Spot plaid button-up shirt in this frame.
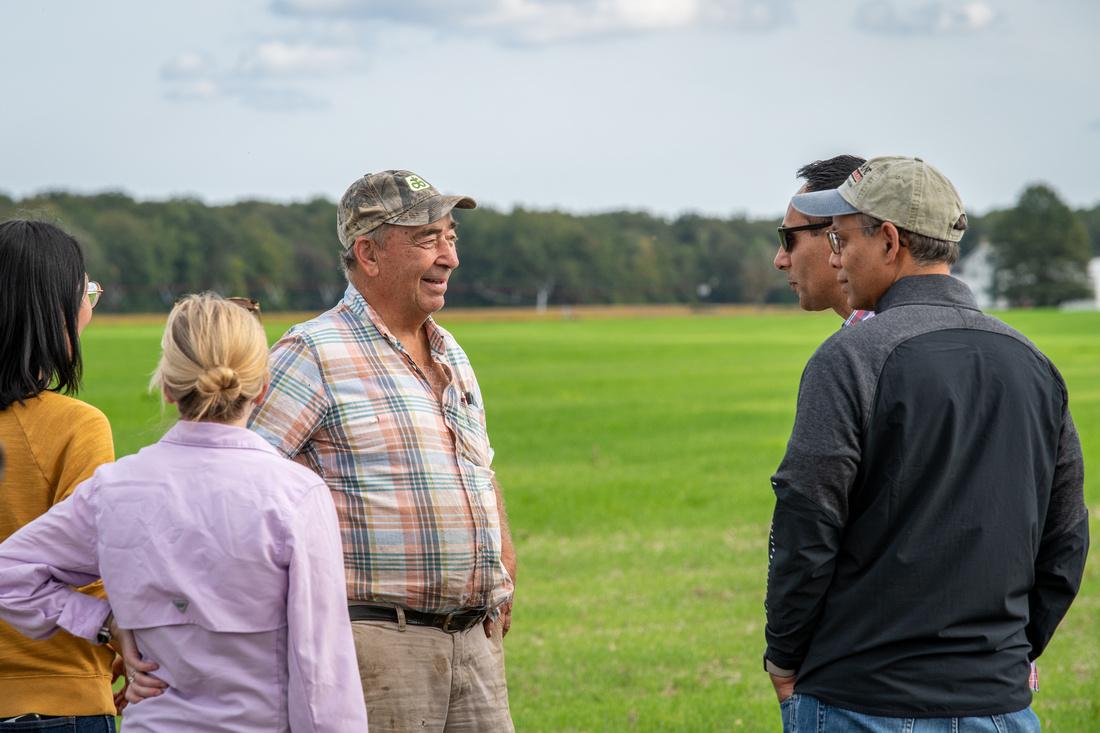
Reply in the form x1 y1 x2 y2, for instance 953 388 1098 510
249 286 512 614
842 309 875 327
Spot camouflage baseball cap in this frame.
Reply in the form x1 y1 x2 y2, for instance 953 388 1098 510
337 170 476 249
791 156 968 242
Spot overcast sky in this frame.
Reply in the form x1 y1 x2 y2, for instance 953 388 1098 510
2 0 1098 218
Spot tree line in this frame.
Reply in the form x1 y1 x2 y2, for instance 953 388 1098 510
1 185 1096 313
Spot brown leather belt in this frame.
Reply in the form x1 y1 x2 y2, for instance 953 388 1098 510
349 604 487 633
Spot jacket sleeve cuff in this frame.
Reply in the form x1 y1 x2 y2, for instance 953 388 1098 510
57 592 112 642
764 655 798 677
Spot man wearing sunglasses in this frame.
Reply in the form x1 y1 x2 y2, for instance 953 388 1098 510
774 155 872 327
763 157 1087 732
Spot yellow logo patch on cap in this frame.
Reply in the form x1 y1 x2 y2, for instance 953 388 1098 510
405 175 431 192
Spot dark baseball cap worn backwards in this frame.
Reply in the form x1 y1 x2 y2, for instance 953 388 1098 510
791 156 968 242
337 170 476 250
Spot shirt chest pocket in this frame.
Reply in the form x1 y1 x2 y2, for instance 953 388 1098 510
452 403 492 468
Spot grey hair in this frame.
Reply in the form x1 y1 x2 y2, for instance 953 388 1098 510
341 223 391 281
858 214 959 267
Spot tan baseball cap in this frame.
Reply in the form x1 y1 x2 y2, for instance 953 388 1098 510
337 170 476 250
791 156 968 242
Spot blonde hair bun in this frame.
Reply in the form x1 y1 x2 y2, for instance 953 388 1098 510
196 365 243 401
151 293 268 423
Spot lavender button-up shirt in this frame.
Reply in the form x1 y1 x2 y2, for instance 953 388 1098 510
0 421 368 731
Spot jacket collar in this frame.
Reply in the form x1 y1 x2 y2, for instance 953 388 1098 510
876 275 980 314
162 420 278 453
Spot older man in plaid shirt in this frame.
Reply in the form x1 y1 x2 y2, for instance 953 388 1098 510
250 170 516 732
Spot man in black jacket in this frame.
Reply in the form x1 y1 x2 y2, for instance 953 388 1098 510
764 156 1088 731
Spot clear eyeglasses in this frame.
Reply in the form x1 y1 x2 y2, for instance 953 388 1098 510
86 281 104 308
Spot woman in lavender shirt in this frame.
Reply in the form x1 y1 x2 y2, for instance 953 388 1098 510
0 294 369 731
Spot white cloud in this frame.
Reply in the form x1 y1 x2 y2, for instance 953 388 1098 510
161 43 354 111
161 52 215 81
272 0 359 13
612 0 705 30
855 0 999 35
270 0 793 44
161 53 223 100
237 86 328 111
164 78 222 101
164 0 787 109
957 2 996 31
271 0 490 24
236 41 362 77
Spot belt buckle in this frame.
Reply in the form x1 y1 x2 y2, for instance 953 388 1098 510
441 610 483 633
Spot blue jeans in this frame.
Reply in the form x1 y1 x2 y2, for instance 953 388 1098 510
781 694 1041 733
0 717 115 732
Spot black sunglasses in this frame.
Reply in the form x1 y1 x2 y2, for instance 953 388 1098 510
777 221 831 252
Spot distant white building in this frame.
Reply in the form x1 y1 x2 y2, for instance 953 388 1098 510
1090 258 1100 308
1055 255 1100 311
954 241 1099 311
953 239 1006 310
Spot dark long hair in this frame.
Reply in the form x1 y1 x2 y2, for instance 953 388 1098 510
0 220 87 410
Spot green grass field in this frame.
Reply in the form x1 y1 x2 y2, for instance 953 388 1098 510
80 309 1100 732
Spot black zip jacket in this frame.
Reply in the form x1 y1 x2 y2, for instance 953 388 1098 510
765 275 1088 717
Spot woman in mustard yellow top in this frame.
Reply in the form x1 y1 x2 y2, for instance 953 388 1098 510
0 220 121 731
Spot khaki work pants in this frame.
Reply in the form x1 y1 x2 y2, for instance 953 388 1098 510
351 616 515 733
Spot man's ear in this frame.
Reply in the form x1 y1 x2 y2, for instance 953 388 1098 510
254 380 270 406
353 235 382 277
881 222 903 264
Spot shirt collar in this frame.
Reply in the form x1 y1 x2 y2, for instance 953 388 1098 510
162 420 279 453
875 275 980 314
340 284 449 359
